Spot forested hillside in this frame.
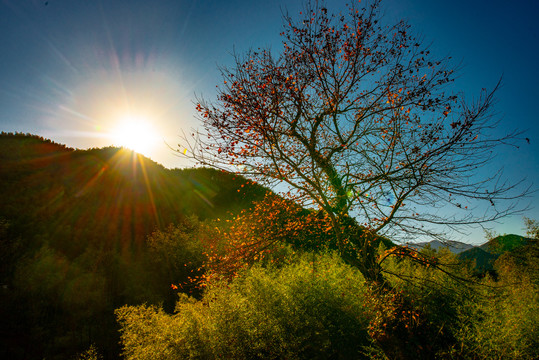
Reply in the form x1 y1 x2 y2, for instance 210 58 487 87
0 133 268 359
1 133 537 360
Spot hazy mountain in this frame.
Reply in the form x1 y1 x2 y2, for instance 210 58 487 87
407 239 475 254
456 234 532 273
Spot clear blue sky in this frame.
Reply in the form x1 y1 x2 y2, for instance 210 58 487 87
1 0 537 240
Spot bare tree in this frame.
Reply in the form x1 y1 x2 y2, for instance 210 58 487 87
180 0 528 283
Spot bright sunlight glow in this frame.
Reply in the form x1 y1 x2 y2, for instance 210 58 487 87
110 115 159 157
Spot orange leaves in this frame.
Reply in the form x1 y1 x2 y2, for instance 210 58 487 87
186 0 515 262
195 192 338 286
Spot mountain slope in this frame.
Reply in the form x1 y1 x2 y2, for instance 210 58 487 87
457 247 499 273
479 234 532 254
0 132 271 359
456 234 532 273
405 233 532 274
0 132 268 256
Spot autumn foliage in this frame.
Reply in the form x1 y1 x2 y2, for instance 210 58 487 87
191 193 333 284
184 0 527 284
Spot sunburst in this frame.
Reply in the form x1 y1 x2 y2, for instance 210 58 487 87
110 115 159 156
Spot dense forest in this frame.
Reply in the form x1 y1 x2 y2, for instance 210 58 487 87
0 132 269 359
0 133 537 359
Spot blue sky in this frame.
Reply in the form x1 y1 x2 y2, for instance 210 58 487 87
0 0 537 240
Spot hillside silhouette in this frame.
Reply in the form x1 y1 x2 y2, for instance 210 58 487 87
0 132 268 252
0 132 269 359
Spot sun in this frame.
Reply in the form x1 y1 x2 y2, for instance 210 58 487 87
110 115 159 156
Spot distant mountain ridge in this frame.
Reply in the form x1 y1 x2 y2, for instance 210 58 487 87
408 234 532 273
407 239 475 254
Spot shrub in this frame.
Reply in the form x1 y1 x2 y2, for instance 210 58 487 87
457 245 539 359
116 252 377 359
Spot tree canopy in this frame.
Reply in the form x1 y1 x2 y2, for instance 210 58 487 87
182 0 528 282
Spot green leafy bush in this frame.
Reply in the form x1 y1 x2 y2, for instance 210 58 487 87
382 245 539 359
117 235 539 359
116 252 377 359
457 243 539 359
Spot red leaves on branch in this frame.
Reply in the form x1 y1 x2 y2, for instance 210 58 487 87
193 193 336 286
184 0 527 283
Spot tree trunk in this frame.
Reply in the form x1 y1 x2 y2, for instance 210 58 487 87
334 215 387 286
